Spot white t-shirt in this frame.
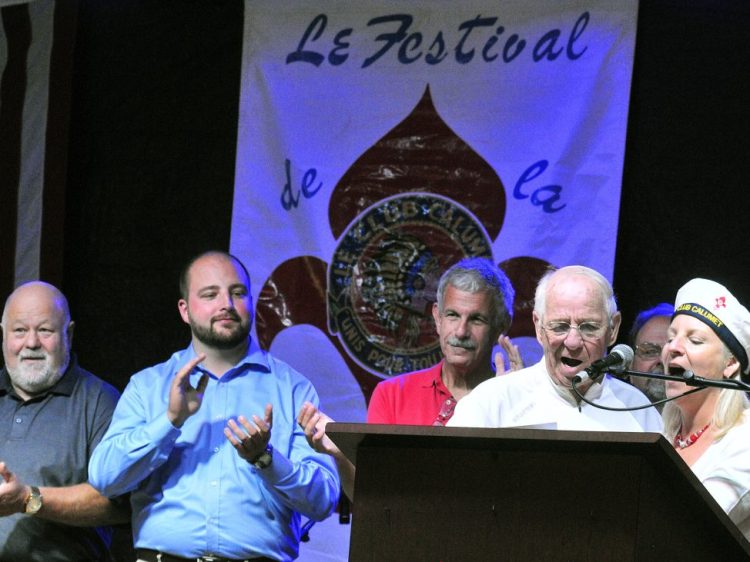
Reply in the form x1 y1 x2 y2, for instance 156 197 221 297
447 359 663 432
692 413 750 540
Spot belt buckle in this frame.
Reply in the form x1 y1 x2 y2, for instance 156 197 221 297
199 557 221 562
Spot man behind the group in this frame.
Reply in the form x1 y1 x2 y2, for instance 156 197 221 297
299 257 518 499
88 251 340 562
0 281 125 561
448 265 663 431
626 302 673 411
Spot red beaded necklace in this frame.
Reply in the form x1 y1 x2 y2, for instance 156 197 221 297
674 423 711 449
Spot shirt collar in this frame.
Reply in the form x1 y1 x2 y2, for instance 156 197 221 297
238 336 271 372
419 360 446 389
189 337 271 379
0 370 13 395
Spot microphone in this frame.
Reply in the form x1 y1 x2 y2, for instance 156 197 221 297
573 344 634 385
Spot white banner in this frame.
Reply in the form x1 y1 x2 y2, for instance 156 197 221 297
233 0 637 410
232 1 638 556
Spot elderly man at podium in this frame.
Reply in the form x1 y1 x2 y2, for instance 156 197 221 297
448 265 662 432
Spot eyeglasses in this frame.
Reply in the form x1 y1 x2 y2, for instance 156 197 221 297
635 342 663 360
542 321 606 341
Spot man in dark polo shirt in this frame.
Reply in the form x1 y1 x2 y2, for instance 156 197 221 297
0 281 127 561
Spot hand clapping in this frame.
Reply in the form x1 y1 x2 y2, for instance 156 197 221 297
167 354 208 428
224 404 273 463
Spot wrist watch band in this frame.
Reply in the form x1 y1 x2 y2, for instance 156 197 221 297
252 443 274 470
24 486 42 515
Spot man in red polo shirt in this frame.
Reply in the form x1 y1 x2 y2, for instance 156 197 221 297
299 257 517 499
366 258 516 426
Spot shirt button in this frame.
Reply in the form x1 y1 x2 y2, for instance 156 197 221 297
213 447 220 453
15 418 22 424
211 481 218 487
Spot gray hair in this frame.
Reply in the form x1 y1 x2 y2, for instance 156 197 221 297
436 258 515 333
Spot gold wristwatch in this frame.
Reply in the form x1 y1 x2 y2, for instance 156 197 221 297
24 486 42 515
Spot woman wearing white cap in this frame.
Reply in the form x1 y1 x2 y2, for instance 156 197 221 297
662 278 750 539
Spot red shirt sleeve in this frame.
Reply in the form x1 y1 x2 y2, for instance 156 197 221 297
366 380 393 424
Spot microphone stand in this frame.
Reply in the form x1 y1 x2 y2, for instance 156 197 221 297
623 369 750 392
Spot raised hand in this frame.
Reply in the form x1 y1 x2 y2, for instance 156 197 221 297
495 335 524 376
297 402 340 457
167 354 208 428
225 404 273 463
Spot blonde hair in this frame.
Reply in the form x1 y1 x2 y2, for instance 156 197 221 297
663 389 747 441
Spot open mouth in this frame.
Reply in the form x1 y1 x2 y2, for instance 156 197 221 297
561 357 583 368
668 365 686 377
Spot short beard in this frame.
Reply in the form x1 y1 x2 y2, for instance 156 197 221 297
7 351 69 397
189 313 250 350
636 364 667 404
640 378 667 404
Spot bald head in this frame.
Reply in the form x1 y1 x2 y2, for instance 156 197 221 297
1 281 74 400
2 282 70 326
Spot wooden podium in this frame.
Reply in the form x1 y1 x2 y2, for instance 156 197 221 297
327 423 750 561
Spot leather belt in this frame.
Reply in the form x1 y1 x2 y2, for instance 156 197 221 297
136 548 276 562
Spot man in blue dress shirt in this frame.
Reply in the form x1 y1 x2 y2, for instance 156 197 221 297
88 251 340 562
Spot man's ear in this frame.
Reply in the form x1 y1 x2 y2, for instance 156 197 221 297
607 312 622 345
532 310 544 345
178 299 189 324
66 321 76 348
432 303 441 333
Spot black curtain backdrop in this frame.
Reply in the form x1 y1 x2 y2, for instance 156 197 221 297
64 0 750 393
65 0 242 387
616 0 750 331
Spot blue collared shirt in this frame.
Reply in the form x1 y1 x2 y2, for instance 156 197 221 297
88 340 340 561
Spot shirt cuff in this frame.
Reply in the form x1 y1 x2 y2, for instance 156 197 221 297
253 446 292 483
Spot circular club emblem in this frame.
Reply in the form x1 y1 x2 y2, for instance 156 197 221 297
328 193 493 377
